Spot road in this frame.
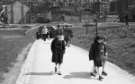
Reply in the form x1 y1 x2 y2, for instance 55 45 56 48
16 39 135 84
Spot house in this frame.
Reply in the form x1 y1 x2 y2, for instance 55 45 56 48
7 1 29 24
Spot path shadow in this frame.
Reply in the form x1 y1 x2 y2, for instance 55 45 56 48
25 72 53 76
63 72 90 79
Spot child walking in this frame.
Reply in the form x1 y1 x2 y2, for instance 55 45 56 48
89 36 108 81
51 29 66 75
42 26 49 41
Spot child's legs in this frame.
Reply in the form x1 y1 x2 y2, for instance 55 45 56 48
101 60 108 76
99 67 103 76
90 60 95 72
94 60 103 76
96 66 103 76
58 63 61 69
102 60 106 72
54 62 62 73
54 63 58 72
57 63 62 72
56 63 62 75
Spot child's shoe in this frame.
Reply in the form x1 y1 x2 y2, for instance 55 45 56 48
55 67 57 73
90 72 96 77
57 71 62 75
98 76 104 81
102 71 108 76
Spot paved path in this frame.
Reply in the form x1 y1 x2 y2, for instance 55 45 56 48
16 39 135 84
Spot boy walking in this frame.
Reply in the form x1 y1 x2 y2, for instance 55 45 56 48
89 36 108 80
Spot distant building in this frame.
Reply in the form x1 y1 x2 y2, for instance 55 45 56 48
7 1 29 24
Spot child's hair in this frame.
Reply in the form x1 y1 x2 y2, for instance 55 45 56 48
57 24 60 29
56 29 63 35
94 35 105 43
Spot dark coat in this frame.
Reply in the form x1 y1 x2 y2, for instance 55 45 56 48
51 38 66 64
89 42 107 67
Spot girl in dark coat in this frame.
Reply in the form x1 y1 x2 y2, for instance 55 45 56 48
51 30 66 75
89 36 108 80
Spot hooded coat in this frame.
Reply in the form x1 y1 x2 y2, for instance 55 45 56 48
89 36 107 67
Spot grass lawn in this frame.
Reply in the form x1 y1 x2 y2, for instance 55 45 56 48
71 25 135 76
0 29 35 82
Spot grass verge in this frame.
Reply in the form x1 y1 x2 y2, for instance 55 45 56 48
0 29 35 83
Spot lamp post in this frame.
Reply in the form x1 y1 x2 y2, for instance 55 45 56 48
95 0 100 36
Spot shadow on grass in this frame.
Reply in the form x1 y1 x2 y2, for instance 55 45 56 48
63 72 90 79
25 72 53 76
